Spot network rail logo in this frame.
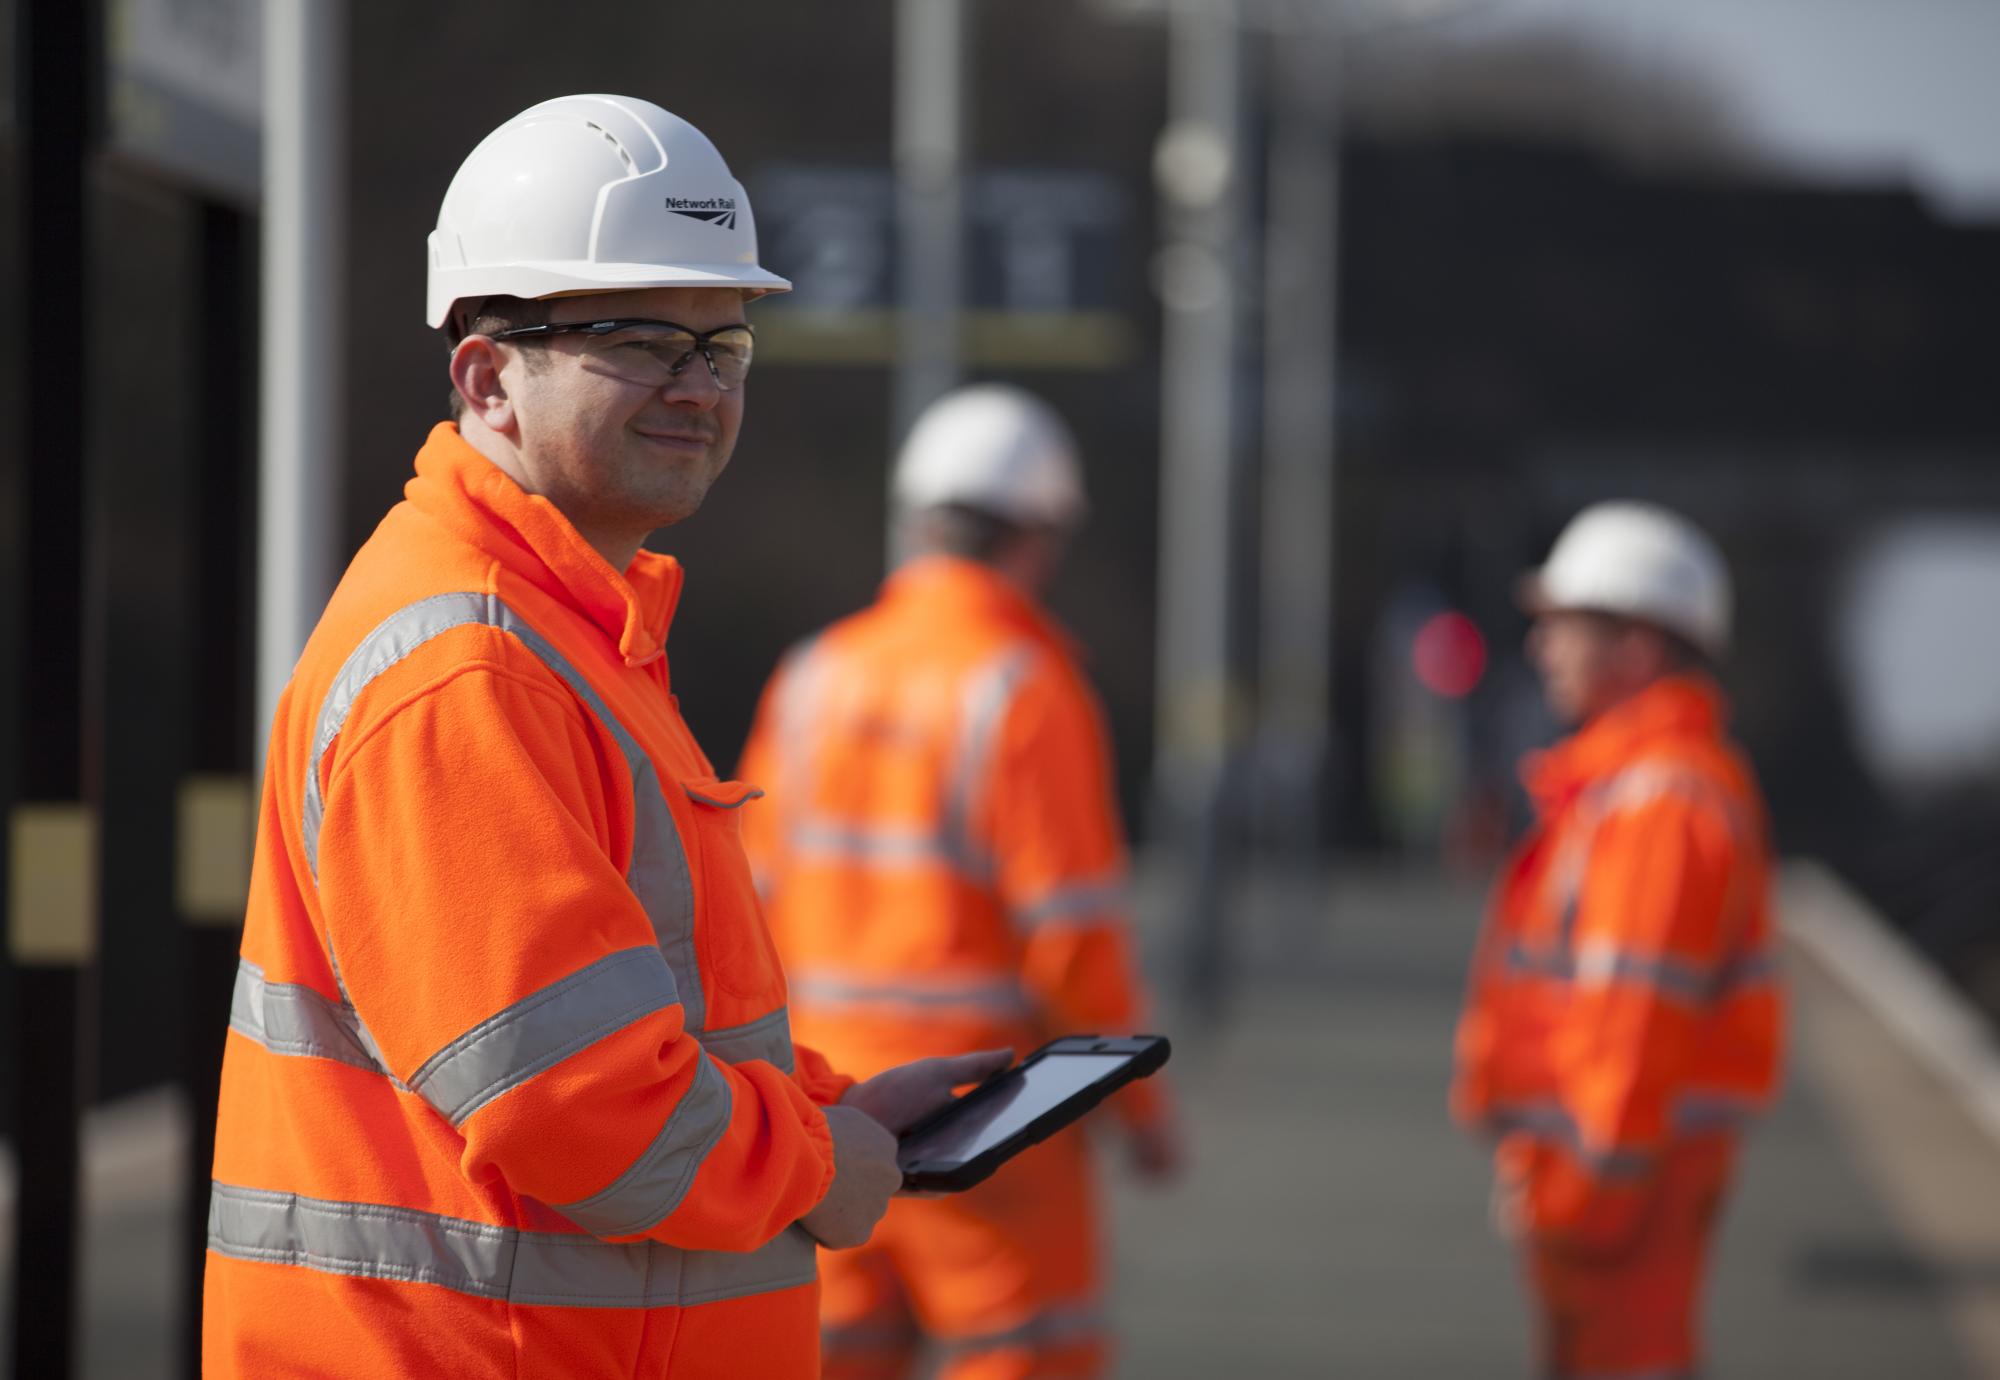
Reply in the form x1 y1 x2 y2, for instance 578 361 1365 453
665 195 739 230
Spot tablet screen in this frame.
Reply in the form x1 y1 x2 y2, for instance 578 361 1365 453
898 1053 1130 1167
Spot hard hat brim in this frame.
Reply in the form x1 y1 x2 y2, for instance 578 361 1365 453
428 260 792 330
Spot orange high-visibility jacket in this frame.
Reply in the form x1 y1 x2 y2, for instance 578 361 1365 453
205 424 853 1379
1453 675 1784 1252
738 556 1165 1131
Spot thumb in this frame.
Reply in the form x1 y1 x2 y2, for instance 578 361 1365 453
936 1048 1014 1088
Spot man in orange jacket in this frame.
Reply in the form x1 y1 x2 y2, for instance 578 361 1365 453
203 96 1005 1379
739 385 1182 1379
1453 502 1785 1380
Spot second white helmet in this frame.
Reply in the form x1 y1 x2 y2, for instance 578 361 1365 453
892 385 1087 529
427 94 789 330
1521 501 1732 658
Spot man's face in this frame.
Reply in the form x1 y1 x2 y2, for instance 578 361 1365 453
1527 610 1641 725
499 286 748 550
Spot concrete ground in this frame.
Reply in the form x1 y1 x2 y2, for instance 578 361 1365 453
3 865 1997 1378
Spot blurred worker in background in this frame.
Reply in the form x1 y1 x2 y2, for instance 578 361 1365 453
739 385 1183 1379
204 95 1003 1379
1453 501 1786 1380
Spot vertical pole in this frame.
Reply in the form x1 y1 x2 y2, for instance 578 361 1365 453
890 0 966 549
1256 15 1341 852
8 1 101 1373
174 201 258 1378
258 0 345 763
1153 0 1245 1018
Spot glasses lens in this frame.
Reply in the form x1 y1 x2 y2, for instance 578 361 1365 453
703 328 755 390
583 324 700 387
583 323 754 391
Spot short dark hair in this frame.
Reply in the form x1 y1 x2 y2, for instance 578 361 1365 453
445 295 551 420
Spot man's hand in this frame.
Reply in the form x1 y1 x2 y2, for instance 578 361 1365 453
799 1105 902 1250
839 1048 1015 1135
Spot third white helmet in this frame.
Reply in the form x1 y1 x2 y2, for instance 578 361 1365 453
1521 501 1732 658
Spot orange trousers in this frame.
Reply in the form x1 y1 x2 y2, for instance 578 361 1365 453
1521 1139 1736 1379
821 1128 1104 1380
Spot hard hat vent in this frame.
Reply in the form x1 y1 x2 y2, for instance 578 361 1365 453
583 121 635 172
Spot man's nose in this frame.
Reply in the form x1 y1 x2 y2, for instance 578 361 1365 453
660 356 723 409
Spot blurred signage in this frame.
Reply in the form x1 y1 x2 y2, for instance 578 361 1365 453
750 165 1136 369
107 0 263 204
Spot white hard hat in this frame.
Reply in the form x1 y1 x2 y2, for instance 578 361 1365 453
426 94 789 330
1521 501 1732 657
892 385 1087 529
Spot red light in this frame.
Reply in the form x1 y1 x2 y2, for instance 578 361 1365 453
1412 611 1487 699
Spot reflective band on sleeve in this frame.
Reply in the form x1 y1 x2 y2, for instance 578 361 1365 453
301 592 706 1032
787 970 1034 1019
207 1181 817 1309
408 947 679 1126
699 1006 796 1072
228 959 401 1084
1504 941 1777 1008
1486 1099 1656 1180
553 1054 734 1237
1012 872 1130 932
940 1302 1104 1357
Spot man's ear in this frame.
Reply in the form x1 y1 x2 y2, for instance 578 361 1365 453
449 335 515 432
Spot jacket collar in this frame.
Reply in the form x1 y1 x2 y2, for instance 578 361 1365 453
1522 674 1726 809
404 423 681 668
880 555 1074 653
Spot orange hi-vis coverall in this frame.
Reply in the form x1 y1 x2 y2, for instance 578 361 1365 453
1453 675 1785 1380
204 423 855 1379
738 555 1168 1380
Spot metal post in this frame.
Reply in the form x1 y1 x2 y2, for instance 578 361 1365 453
1255 14 1342 851
890 0 967 525
1153 0 1245 1018
8 1 101 1372
257 0 345 759
174 200 259 1378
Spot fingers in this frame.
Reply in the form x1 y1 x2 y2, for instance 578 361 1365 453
934 1047 1014 1088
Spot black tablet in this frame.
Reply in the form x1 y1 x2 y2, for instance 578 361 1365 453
897 1035 1171 1193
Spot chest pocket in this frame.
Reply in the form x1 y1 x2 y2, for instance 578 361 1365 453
684 777 786 1002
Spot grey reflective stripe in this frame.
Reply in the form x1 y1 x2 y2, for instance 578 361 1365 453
554 1054 734 1237
408 947 678 1126
208 1181 816 1309
1012 873 1129 932
1486 1100 1656 1180
299 592 705 1032
788 971 1034 1018
229 959 400 1083
941 645 1033 874
700 1007 796 1072
942 1302 1104 1356
1673 1090 1762 1135
1504 941 1776 1007
787 819 966 869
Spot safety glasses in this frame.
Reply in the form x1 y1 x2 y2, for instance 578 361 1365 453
488 317 756 392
